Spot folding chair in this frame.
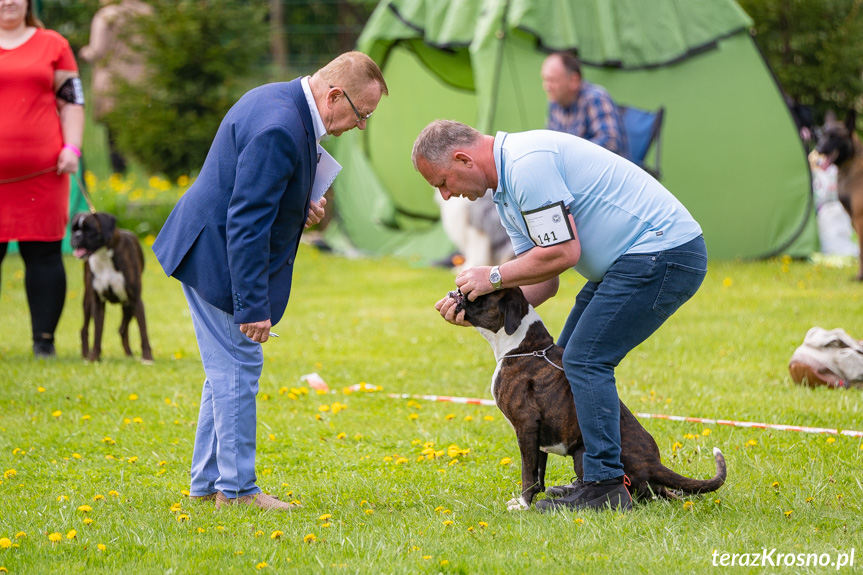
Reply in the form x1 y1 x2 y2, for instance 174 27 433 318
618 105 665 180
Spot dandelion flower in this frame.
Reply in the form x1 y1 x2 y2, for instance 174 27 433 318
97 543 106 551
177 514 189 522
93 494 104 501
14 533 25 539
127 457 138 464
722 277 733 287
109 490 119 497
784 510 793 517
254 531 263 537
483 415 494 421
37 386 45 393
499 457 512 465
445 414 455 420
464 415 473 422
319 513 332 521
78 505 92 513
826 437 836 444
423 556 431 560
574 518 584 525
442 520 454 526
771 481 780 489
3 470 16 480
0 539 10 549
365 509 374 515
440 560 450 566
52 410 62 418
683 501 693 510
303 533 316 543
336 432 346 440
72 453 81 459
66 530 77 539
128 394 138 401
102 437 115 445
83 518 93 525
383 456 393 462
409 413 419 420
683 433 695 440
48 532 62 542
270 530 284 539
746 439 757 447
702 428 711 436
318 405 329 412
256 562 268 570
478 522 488 528
82 415 91 421
395 458 409 465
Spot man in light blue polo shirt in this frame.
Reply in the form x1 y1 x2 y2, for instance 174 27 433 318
413 120 707 512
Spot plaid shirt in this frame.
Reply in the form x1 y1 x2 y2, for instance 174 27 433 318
546 81 629 159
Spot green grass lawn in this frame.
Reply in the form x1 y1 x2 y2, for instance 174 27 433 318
0 248 861 574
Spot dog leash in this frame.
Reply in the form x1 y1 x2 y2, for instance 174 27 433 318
499 344 565 372
0 166 97 214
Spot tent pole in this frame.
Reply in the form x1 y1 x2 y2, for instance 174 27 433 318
485 0 510 132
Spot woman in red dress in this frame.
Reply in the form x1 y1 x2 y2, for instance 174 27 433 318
0 0 84 357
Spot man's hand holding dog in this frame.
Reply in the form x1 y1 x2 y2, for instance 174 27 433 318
435 265 495 327
241 320 272 343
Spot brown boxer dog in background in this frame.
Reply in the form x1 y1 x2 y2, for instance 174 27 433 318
70 212 153 363
448 287 726 510
816 110 863 280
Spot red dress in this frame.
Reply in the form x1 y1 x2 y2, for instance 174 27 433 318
0 29 78 242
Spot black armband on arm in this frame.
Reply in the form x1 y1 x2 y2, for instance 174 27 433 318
57 77 85 105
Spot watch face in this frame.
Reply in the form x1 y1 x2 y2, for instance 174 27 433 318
490 271 501 284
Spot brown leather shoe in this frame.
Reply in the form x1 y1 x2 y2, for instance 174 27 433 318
215 491 299 511
189 493 217 502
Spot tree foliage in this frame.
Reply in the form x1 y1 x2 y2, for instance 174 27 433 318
104 0 268 179
737 0 863 124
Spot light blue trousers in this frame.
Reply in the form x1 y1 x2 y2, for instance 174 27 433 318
183 284 262 498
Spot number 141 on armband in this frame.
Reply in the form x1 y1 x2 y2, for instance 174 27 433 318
522 201 574 247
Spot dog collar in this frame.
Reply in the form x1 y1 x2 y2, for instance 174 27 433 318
499 344 565 372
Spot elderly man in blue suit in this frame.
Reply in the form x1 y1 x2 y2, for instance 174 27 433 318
153 51 388 511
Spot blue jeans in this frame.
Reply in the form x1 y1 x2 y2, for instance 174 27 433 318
557 236 707 482
182 284 263 498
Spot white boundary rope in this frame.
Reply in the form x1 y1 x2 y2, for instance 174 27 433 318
387 393 863 438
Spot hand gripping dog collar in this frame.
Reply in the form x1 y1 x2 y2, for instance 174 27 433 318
499 344 565 372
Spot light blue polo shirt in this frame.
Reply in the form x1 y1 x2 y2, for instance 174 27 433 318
492 130 702 282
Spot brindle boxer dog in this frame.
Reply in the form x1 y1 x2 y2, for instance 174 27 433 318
815 110 863 280
448 287 726 510
70 212 153 363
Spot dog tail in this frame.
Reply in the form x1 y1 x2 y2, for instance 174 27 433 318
654 447 727 495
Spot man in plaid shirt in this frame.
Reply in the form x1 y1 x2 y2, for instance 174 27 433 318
541 51 629 159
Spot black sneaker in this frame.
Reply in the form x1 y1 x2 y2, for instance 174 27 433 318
545 478 585 498
33 336 56 358
537 476 632 512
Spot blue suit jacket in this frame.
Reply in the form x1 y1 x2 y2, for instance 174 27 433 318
153 79 317 325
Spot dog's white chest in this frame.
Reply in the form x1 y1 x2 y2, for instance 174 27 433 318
88 248 128 302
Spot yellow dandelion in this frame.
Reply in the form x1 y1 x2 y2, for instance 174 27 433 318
683 501 693 510
234 550 242 555
268 434 276 441
303 533 316 543
52 410 62 418
464 415 473 422
365 509 374 515
321 522 331 528
574 518 584 524
123 418 131 425
409 413 419 420
177 514 189 522
483 415 494 421
445 414 455 420
337 432 346 439
448 459 459 466
746 439 757 447
270 530 284 539
66 530 77 539
383 456 393 462
3 470 16 480
93 494 104 501
314 414 322 420
78 505 92 513
500 457 512 465
48 532 62 542
127 457 137 463
771 481 780 489
318 404 329 412
684 433 695 440
702 428 711 436
170 503 182 513
57 495 68 502
256 562 268 570
108 490 119 497
672 442 683 452
102 437 115 445
784 510 793 517
83 518 93 526
133 417 143 424
254 531 263 537
826 437 836 444
97 543 106 551
37 386 45 393
441 560 450 566
72 453 81 459
82 414 91 421
442 520 454 526
806 497 814 503
396 457 409 465
14 533 25 539
478 521 488 528
0 539 11 549
423 555 431 560
319 513 332 521
722 277 733 287
128 394 138 401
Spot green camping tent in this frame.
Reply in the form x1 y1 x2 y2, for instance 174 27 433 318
325 0 816 262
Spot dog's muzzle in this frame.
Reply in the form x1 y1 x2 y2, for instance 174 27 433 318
448 289 466 313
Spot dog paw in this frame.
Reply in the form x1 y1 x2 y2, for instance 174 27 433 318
140 359 154 366
506 497 529 511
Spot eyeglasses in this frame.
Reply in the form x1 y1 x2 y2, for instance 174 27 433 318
331 86 372 125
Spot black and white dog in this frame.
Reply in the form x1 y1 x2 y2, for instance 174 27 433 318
70 212 152 363
449 287 726 510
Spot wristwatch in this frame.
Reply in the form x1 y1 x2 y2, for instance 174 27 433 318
489 266 503 290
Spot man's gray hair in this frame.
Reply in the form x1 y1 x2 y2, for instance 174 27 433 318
411 120 483 170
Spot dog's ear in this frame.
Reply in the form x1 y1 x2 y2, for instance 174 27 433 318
95 213 117 244
502 290 528 336
845 109 857 136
